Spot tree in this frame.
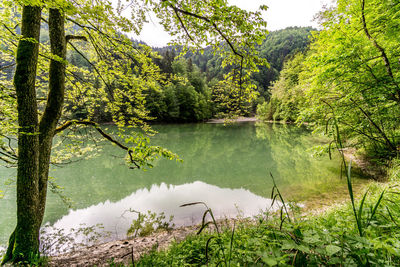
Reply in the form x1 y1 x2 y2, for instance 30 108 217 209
0 0 267 264
257 52 307 122
300 0 400 158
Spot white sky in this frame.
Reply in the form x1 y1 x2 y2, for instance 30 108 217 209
132 0 334 47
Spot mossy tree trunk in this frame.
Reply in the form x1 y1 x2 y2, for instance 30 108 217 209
2 5 42 264
2 6 66 265
37 7 66 234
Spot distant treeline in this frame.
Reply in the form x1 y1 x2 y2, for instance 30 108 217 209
0 26 313 123
75 26 313 122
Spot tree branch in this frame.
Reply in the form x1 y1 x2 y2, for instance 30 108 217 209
350 98 397 151
54 120 140 169
172 7 195 43
0 149 18 161
67 42 114 100
0 63 16 71
2 23 17 37
66 35 88 43
361 0 400 96
0 155 16 165
168 4 245 95
170 5 243 58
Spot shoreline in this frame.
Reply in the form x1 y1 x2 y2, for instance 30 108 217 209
341 148 386 181
49 185 372 267
49 225 199 267
206 116 259 123
49 181 375 266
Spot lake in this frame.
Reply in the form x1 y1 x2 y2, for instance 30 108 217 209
0 122 365 252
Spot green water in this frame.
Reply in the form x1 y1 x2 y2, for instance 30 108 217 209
0 122 364 248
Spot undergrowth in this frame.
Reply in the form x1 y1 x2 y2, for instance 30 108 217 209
133 162 400 266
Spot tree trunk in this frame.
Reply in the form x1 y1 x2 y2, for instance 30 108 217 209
2 6 67 265
37 7 66 230
2 5 42 264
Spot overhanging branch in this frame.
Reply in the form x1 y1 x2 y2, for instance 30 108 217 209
66 35 88 43
55 120 140 169
172 7 195 43
169 5 243 58
361 0 400 97
168 4 245 93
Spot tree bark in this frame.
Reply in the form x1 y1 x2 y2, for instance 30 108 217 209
37 7 66 233
2 6 67 266
2 5 42 264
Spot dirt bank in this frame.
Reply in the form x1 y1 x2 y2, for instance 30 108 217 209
341 148 386 180
49 225 198 266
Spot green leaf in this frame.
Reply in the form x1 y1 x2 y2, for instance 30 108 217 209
262 255 278 266
281 240 297 250
325 244 341 256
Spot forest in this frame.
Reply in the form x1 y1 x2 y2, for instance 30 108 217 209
0 26 312 123
1 0 400 266
257 0 400 161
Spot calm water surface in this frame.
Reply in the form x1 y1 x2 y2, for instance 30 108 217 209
0 122 364 249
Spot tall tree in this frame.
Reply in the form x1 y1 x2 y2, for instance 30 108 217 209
0 0 267 264
9 5 42 263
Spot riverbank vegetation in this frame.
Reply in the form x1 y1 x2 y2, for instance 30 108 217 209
136 168 400 266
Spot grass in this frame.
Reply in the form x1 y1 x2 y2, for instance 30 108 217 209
131 161 400 266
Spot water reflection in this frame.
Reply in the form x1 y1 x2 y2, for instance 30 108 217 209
1 122 365 247
50 181 278 243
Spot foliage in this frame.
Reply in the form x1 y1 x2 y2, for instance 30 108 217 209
260 0 400 162
127 210 174 238
300 0 400 158
257 52 307 122
136 178 400 266
48 176 74 208
153 26 314 110
387 157 400 182
253 26 314 97
211 73 258 118
146 57 212 122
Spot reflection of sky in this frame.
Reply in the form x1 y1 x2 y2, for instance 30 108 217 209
49 181 279 244
2 123 347 252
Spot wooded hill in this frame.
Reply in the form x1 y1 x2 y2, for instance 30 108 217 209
1 26 313 123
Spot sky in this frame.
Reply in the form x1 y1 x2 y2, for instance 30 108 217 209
132 0 333 47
